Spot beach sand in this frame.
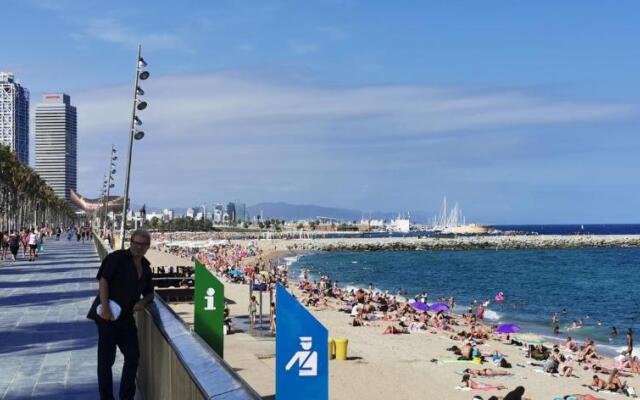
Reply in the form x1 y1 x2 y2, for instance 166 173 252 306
146 243 640 400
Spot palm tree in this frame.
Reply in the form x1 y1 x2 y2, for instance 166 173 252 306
0 145 76 231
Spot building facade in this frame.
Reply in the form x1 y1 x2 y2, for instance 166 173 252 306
213 204 224 223
226 202 236 223
35 93 77 200
0 72 30 164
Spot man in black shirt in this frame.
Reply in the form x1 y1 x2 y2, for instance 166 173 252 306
88 229 154 400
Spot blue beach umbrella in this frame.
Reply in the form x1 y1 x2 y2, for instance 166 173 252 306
429 303 449 312
495 323 521 334
411 301 429 312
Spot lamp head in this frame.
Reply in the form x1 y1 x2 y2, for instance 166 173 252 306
134 131 145 140
136 100 148 111
139 71 150 80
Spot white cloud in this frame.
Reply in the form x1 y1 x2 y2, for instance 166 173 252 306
75 71 637 139
73 71 638 206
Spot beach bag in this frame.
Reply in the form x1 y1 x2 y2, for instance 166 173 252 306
38 244 44 253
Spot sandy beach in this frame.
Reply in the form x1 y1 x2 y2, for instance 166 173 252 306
146 239 640 400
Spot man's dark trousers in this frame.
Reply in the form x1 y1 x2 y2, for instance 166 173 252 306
96 317 140 400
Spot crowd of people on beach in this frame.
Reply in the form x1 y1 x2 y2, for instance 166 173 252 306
292 269 640 399
153 239 289 334
152 236 640 399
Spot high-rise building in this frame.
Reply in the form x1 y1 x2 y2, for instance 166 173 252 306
236 202 247 222
0 72 30 164
226 202 236 223
213 203 224 224
35 93 77 200
186 208 195 219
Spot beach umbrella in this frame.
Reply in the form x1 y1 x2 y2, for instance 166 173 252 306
495 323 521 334
514 334 545 344
411 302 429 312
514 333 545 362
429 303 449 312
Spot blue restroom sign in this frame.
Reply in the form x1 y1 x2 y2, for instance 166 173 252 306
276 283 328 400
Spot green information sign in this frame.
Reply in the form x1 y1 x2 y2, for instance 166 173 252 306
194 260 225 357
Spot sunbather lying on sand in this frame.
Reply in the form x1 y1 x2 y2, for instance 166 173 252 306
587 375 606 391
463 367 513 377
383 324 408 334
461 374 506 391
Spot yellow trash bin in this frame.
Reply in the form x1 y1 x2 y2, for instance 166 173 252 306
335 338 348 361
328 337 336 360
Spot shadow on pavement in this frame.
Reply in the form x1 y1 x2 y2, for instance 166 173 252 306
0 320 97 355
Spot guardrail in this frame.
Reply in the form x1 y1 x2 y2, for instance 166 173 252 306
93 234 261 400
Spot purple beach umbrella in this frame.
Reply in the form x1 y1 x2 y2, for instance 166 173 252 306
428 303 449 312
411 301 429 312
495 323 521 334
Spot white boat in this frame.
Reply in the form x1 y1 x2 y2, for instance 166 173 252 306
431 197 489 234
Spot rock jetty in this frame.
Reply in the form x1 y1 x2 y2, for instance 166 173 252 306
280 235 640 252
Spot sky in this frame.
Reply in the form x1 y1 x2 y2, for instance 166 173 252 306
3 0 640 224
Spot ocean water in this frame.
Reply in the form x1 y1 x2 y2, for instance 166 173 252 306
290 247 640 355
351 223 640 238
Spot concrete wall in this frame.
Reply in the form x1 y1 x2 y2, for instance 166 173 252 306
93 234 261 400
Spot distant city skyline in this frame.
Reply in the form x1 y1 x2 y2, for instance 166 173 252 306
4 1 640 223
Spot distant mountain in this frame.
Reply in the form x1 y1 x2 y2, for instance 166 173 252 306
246 202 432 223
247 202 361 221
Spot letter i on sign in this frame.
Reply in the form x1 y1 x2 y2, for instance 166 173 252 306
205 287 216 310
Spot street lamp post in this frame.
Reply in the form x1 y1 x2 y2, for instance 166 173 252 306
119 44 150 249
103 146 117 232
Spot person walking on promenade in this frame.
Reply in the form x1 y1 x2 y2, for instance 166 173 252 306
20 228 28 257
0 231 8 260
27 229 37 261
87 229 154 400
8 230 20 261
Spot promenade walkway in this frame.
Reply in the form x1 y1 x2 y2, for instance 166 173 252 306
0 237 120 399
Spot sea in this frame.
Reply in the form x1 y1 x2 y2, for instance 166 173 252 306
288 224 640 356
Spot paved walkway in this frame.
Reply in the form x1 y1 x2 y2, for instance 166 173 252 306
0 237 121 399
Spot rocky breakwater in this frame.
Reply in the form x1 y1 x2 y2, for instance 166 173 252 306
282 235 640 252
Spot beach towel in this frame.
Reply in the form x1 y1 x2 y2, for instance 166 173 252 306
440 359 481 365
533 368 557 377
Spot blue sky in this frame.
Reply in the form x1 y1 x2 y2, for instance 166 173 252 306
4 0 640 223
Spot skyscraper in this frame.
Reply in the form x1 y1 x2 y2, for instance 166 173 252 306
0 72 30 164
226 202 236 223
35 93 77 200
